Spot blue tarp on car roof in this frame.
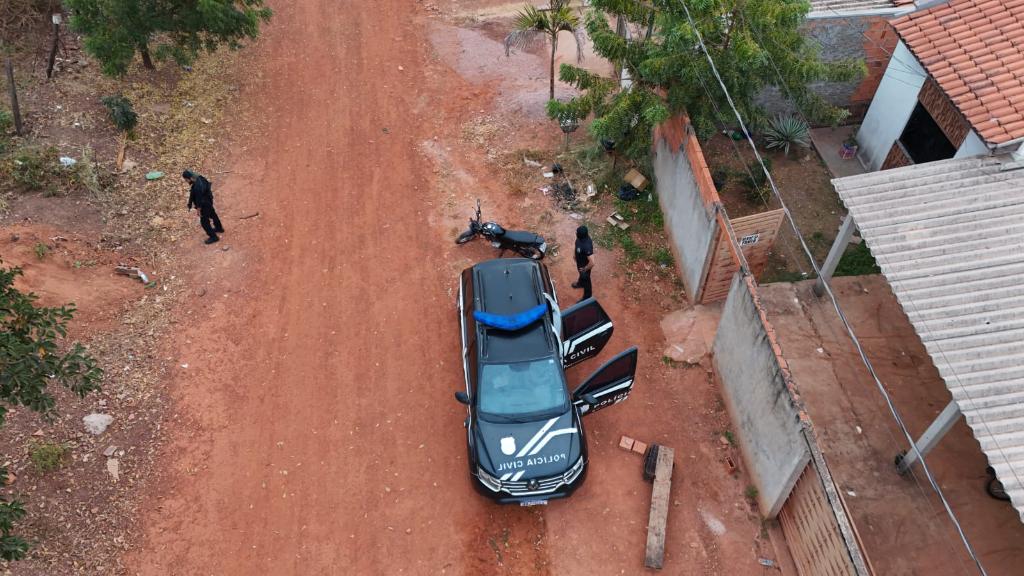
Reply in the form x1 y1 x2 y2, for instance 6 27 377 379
473 302 547 331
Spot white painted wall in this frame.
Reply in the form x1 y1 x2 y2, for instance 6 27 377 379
954 129 989 159
856 41 928 171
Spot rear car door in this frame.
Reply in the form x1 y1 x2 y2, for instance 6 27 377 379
560 298 614 369
572 347 638 415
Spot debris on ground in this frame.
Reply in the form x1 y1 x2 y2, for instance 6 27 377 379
239 211 260 219
624 168 649 191
607 212 629 230
115 265 150 284
83 413 114 435
145 171 165 181
106 458 120 482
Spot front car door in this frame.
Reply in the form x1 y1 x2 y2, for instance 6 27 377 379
572 347 638 415
560 298 614 369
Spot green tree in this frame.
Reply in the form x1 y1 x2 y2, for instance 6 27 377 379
504 1 585 100
65 0 273 76
0 262 103 560
548 0 865 160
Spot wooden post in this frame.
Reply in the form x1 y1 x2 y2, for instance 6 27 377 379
4 56 23 135
115 131 128 172
644 445 675 569
46 13 62 79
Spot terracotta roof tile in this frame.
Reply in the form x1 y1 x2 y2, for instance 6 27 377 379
894 0 1024 145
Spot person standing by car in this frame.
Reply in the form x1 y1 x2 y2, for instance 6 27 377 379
183 170 224 244
572 225 594 300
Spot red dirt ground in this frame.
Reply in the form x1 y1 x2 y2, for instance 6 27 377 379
124 1 775 574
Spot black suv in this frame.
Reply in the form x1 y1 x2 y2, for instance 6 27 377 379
455 258 637 505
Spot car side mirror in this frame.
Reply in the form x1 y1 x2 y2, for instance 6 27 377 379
454 391 470 405
582 393 597 405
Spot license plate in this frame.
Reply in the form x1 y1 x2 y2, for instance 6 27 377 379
520 499 548 507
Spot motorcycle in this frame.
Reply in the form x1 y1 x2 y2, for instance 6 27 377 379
455 200 547 260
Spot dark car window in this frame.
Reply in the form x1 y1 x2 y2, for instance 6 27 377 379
478 358 567 418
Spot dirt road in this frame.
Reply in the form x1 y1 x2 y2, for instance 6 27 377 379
128 2 550 573
127 1 769 574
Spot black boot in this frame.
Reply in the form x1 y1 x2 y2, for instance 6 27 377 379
204 235 220 245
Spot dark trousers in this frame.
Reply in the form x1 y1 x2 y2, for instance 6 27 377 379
199 206 223 238
576 269 593 300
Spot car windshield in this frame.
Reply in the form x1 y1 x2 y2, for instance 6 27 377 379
478 358 567 419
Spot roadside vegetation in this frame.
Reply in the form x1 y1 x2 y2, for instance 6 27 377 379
0 0 272 567
0 263 102 560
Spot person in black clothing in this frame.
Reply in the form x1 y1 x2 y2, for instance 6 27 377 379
183 170 224 244
571 225 594 300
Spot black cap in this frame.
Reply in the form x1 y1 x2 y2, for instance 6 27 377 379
576 225 589 239
182 170 194 180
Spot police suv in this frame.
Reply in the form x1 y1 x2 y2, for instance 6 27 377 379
455 258 637 505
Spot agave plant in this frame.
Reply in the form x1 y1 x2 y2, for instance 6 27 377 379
504 1 584 100
764 115 810 157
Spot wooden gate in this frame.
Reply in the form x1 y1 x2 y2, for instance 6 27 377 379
779 465 865 576
699 209 785 303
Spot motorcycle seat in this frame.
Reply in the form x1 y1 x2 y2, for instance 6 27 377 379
503 230 544 245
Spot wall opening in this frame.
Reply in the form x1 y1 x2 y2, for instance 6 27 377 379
899 102 956 163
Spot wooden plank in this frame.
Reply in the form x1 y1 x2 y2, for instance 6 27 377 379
644 446 675 569
779 465 859 576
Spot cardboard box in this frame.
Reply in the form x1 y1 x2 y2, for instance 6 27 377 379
624 168 648 191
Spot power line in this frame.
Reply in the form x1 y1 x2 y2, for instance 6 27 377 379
677 1 988 574
741 15 995 569
748 4 1024 509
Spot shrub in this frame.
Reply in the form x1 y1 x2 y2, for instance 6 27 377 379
9 147 59 192
29 441 68 472
653 246 673 267
764 115 810 156
101 95 138 134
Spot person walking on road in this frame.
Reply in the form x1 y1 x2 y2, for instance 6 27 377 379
572 225 594 301
184 170 224 244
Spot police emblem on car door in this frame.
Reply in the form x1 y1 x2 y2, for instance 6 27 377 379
573 347 638 415
560 298 614 369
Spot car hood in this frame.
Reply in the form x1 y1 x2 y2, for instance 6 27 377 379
475 411 581 480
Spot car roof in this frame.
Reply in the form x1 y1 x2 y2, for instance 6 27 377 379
471 259 554 363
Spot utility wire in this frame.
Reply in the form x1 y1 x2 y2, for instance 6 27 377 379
677 1 988 574
747 7 1024 500
741 17 987 573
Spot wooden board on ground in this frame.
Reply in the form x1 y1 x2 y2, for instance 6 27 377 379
645 445 675 570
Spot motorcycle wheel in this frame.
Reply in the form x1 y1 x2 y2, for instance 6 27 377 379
517 245 544 260
455 230 476 245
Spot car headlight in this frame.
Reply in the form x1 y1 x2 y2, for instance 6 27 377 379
563 456 585 483
539 242 548 253
477 467 502 492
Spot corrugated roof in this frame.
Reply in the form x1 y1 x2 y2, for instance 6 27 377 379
893 0 1024 146
832 155 1024 523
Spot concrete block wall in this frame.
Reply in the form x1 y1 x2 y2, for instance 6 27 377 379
757 15 898 123
652 117 719 302
712 274 810 517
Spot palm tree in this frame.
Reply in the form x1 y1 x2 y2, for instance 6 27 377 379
504 1 584 100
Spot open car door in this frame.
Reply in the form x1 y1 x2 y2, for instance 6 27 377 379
560 298 614 369
572 347 638 415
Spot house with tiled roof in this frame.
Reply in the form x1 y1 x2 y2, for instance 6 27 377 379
856 0 1024 171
